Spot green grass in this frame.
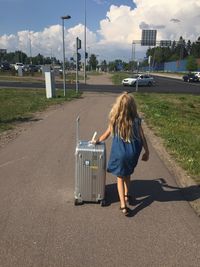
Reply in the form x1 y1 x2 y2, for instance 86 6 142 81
0 76 44 82
0 71 42 80
133 93 200 184
0 72 83 82
0 88 81 132
111 72 131 85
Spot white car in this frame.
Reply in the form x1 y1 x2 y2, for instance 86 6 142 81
14 62 25 71
122 74 155 87
194 72 200 78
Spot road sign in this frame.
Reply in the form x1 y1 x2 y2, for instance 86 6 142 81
141 30 157 46
160 40 172 47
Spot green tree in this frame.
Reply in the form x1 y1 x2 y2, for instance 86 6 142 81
10 50 28 63
100 60 108 72
88 54 98 71
174 36 188 60
33 53 45 65
186 55 198 71
191 38 200 58
108 61 116 71
107 59 125 71
186 40 192 55
146 46 172 66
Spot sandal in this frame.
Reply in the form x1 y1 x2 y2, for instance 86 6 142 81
119 206 130 216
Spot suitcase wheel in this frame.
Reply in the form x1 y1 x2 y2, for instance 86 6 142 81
74 199 83 206
100 199 106 207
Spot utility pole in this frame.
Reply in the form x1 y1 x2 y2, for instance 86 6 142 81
76 37 81 93
131 42 135 72
61 15 71 97
29 31 32 64
84 0 87 84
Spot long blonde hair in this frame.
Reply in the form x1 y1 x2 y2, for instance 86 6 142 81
109 92 138 142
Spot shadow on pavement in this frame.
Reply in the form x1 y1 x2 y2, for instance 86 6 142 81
105 178 200 217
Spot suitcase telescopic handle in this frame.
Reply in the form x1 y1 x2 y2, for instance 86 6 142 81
76 116 97 145
76 116 80 144
91 131 97 142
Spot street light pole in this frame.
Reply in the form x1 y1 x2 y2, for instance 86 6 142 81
61 15 71 97
29 31 32 65
131 42 135 72
84 0 87 84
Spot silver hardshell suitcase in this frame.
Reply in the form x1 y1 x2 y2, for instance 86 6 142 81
74 117 106 206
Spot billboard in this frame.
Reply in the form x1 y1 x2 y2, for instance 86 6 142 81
141 30 157 46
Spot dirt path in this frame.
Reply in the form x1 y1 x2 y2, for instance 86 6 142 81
86 72 113 85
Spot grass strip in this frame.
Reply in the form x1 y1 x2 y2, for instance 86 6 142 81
111 72 130 85
133 93 200 184
0 88 81 132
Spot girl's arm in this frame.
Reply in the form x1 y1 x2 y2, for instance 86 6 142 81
95 126 111 143
139 125 149 161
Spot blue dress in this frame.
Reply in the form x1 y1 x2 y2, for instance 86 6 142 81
107 117 143 177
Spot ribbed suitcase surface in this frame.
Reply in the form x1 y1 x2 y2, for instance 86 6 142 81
75 141 106 205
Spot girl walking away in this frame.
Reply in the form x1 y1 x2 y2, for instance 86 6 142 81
93 92 149 216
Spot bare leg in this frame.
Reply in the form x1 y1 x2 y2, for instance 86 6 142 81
117 177 126 208
124 176 130 200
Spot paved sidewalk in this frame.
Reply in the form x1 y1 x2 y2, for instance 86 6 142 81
0 91 200 267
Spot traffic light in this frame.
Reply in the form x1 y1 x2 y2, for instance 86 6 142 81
77 53 81 70
76 37 81 50
77 53 81 61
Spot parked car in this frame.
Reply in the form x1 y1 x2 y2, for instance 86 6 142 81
14 62 25 71
0 62 11 70
122 74 155 86
24 64 39 72
182 73 199 82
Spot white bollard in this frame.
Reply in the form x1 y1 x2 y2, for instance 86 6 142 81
45 71 55 98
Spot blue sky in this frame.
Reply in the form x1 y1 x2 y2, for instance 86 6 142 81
0 0 135 35
0 0 199 61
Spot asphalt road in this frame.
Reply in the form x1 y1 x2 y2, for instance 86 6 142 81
0 90 200 267
1 75 200 94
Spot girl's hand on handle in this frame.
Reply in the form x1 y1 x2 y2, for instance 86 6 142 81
90 132 100 144
91 127 111 144
142 151 149 161
90 139 99 145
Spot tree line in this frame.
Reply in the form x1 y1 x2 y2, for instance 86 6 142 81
98 36 200 72
0 50 60 65
146 36 200 64
1 36 200 72
0 50 98 71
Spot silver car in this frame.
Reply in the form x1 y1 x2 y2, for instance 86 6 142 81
122 74 155 86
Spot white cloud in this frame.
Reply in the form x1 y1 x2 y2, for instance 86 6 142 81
98 5 137 44
96 0 200 60
1 0 200 62
0 24 97 61
132 0 200 41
